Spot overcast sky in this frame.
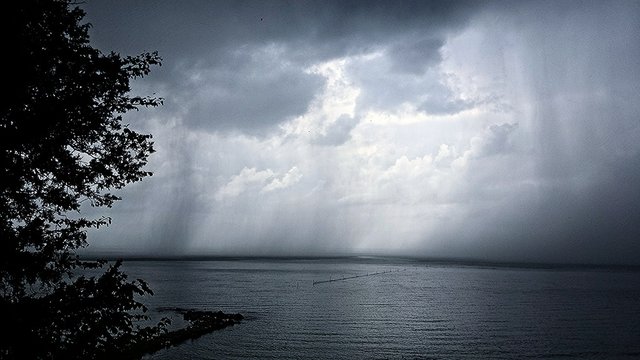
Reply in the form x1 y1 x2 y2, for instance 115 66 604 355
81 0 640 264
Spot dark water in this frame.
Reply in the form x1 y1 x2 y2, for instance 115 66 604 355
121 258 640 359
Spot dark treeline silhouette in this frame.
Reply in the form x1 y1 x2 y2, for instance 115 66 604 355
0 0 166 358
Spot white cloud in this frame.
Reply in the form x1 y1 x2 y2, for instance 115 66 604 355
262 167 303 193
214 165 303 201
215 167 275 201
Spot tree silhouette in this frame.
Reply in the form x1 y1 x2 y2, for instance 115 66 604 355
1 0 165 358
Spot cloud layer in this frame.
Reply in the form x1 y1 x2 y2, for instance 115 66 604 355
83 1 640 264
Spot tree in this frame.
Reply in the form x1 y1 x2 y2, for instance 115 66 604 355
1 0 165 358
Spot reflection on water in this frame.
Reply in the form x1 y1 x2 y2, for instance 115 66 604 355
122 259 640 359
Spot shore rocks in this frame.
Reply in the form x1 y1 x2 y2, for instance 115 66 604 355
118 308 243 359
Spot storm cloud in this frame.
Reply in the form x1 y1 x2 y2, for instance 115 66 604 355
83 1 640 265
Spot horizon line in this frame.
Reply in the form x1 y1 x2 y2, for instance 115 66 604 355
77 252 640 271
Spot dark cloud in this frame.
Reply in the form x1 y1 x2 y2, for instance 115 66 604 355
389 37 444 75
84 1 476 58
418 94 475 115
476 123 518 157
348 57 475 115
312 115 360 146
168 48 325 133
83 0 478 134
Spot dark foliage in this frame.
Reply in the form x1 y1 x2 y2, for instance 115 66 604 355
1 0 164 358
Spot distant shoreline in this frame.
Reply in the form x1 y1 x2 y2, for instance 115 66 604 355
77 254 640 272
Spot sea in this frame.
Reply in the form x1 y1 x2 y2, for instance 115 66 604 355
116 257 640 359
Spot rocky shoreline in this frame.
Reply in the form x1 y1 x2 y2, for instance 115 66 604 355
118 308 244 359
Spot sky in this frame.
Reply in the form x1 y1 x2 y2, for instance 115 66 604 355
81 0 640 265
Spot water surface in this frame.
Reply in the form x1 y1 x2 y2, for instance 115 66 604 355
122 258 640 359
